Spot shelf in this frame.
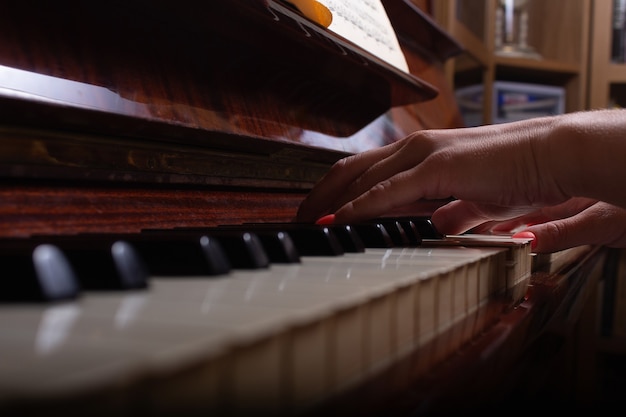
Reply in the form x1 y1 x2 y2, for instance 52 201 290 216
452 20 490 67
607 63 626 82
432 0 590 125
494 56 580 75
589 0 625 108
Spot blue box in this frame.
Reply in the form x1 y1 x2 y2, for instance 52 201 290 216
456 81 565 126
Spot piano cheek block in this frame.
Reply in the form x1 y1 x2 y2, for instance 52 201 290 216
1 244 80 302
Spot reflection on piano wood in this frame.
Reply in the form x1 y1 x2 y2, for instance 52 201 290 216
0 0 609 416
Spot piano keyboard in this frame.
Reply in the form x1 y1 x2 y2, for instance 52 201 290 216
0 221 532 416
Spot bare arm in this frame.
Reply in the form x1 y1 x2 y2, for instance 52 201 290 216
296 109 626 248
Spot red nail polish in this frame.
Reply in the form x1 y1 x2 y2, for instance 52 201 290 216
512 231 537 249
315 214 335 225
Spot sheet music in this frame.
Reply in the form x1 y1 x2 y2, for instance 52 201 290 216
318 0 410 73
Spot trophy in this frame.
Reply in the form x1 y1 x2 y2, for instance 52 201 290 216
495 0 541 59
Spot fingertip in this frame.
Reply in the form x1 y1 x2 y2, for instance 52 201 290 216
315 214 336 225
512 231 537 250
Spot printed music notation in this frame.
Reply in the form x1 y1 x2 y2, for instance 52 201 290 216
318 0 410 73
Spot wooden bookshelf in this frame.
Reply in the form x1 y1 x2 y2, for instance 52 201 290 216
430 0 590 125
589 0 626 108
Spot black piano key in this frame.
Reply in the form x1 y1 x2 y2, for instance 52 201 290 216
156 229 270 269
209 228 300 263
351 223 394 248
107 241 150 289
0 242 80 302
196 235 233 274
35 236 150 291
397 219 423 246
370 219 411 246
205 231 270 269
209 225 301 263
370 218 422 246
240 223 344 256
396 216 444 239
327 224 365 253
122 233 231 276
276 225 344 256
252 230 301 263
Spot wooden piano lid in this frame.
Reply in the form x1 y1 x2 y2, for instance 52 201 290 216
0 0 439 138
0 0 464 237
0 0 465 183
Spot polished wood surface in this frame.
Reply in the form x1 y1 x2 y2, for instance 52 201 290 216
0 0 437 142
0 2 611 416
0 0 464 238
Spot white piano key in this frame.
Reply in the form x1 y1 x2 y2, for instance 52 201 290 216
151 246 510 409
0 241 527 415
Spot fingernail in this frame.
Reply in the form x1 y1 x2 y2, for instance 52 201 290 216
315 214 335 225
512 231 537 249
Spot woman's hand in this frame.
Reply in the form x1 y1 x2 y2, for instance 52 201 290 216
296 109 626 253
519 201 626 253
444 197 626 253
297 115 564 224
433 197 598 235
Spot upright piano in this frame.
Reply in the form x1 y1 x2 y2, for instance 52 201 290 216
0 1 610 416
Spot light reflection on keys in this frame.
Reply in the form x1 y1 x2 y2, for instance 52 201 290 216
0 243 519 416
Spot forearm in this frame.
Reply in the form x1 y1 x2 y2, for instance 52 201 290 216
544 109 626 209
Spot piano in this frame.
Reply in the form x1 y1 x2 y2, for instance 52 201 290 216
0 1 610 416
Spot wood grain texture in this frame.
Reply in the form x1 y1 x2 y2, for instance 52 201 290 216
0 0 464 237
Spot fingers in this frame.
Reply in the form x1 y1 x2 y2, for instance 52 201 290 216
296 142 402 222
297 135 434 222
521 202 626 253
332 165 430 224
430 200 537 235
297 117 565 225
432 197 599 237
489 197 597 233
